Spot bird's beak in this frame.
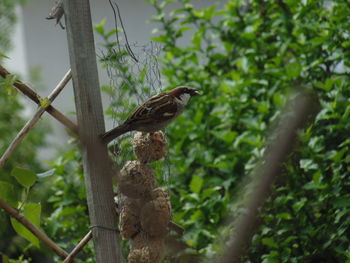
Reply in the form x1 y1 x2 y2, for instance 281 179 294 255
191 89 200 96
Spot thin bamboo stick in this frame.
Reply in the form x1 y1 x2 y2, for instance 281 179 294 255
0 70 73 168
0 65 78 134
0 199 77 263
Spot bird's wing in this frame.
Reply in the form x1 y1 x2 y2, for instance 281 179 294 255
125 93 178 125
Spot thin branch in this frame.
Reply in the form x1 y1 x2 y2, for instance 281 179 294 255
61 222 183 263
47 70 72 101
59 204 185 263
112 1 138 62
217 92 318 263
0 70 72 168
0 199 77 262
63 231 93 263
108 0 121 53
0 65 78 134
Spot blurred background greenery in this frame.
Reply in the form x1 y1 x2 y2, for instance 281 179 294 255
1 0 350 262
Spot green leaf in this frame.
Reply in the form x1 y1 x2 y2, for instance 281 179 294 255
2 74 17 90
312 170 322 185
286 62 302 78
192 31 202 49
262 237 278 249
11 168 37 188
333 195 350 208
0 53 9 59
292 198 307 212
202 186 221 199
189 175 203 194
10 203 41 247
190 210 204 221
0 181 16 206
1 253 9 263
300 159 318 171
262 257 279 263
277 212 292 220
93 18 106 35
151 35 168 43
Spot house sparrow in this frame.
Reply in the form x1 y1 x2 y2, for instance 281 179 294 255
101 86 199 144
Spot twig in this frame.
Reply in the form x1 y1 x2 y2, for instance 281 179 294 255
0 70 72 168
0 66 78 134
63 231 93 263
108 0 138 62
108 0 121 54
218 92 318 263
0 199 77 262
60 221 183 263
113 2 138 62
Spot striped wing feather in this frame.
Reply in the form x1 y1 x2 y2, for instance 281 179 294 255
124 93 177 125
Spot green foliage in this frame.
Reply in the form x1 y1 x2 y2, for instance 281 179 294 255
0 76 46 259
43 145 94 262
0 0 26 51
0 164 52 261
2 0 348 262
0 1 47 258
6 167 43 249
10 203 41 248
1 253 31 263
0 181 16 206
11 167 37 188
144 0 350 262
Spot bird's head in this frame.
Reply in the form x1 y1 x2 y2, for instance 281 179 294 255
172 86 199 96
168 86 199 105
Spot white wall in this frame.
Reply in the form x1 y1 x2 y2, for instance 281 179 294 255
5 7 28 77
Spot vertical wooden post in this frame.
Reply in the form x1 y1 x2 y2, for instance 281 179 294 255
63 0 121 262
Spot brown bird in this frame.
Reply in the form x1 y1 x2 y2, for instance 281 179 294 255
101 86 199 144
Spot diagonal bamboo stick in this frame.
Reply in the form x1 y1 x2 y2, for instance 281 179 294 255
0 65 78 135
0 70 73 169
0 199 77 263
217 93 318 263
60 213 184 262
63 231 93 263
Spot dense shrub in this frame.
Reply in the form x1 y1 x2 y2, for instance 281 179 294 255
3 0 349 262
145 0 350 262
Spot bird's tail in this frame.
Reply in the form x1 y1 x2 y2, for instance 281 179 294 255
101 124 130 144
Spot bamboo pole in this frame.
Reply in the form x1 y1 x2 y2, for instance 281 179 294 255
218 93 318 263
63 0 121 262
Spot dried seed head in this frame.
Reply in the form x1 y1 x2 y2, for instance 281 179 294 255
140 188 172 237
128 248 150 263
130 232 166 263
119 161 157 199
119 197 142 239
133 131 168 163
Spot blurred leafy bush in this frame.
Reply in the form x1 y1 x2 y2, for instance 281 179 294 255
3 0 349 262
0 41 48 263
142 0 350 262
